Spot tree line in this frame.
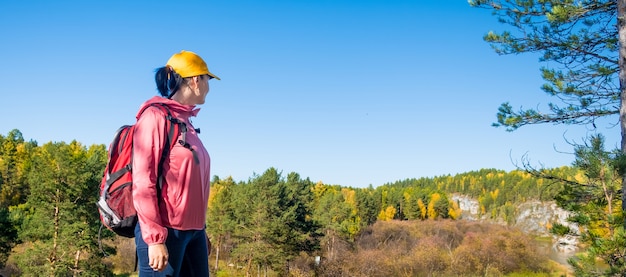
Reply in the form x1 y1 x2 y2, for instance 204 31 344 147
0 128 584 276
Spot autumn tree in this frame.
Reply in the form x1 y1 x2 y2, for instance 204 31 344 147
427 193 451 220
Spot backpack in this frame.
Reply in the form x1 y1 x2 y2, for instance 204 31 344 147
97 103 188 238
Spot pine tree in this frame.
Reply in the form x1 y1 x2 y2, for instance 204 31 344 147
0 207 17 268
469 1 626 274
469 0 626 203
229 168 320 275
0 129 36 209
206 176 238 272
13 141 109 276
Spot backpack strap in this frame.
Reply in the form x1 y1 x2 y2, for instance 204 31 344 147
139 103 181 192
136 103 199 190
171 119 200 164
150 103 200 165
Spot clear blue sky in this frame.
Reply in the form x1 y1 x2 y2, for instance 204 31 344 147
0 0 620 188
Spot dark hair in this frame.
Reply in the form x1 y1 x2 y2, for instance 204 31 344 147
155 66 184 98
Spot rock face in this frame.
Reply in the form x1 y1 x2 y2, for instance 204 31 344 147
451 194 580 252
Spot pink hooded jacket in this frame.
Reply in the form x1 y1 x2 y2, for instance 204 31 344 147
132 96 211 245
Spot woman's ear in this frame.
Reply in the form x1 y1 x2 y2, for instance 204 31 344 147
191 76 200 91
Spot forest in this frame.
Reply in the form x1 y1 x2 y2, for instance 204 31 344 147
0 128 613 276
3 1 626 275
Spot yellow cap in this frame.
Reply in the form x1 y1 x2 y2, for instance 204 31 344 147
166 50 220 80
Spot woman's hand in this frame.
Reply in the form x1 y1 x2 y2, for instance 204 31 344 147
148 243 169 271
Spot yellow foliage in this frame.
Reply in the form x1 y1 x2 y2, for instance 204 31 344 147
436 181 444 190
207 183 221 206
385 205 396 220
378 205 396 221
377 210 387 221
490 189 499 201
536 178 543 186
312 181 327 200
428 193 441 219
574 171 587 183
448 200 462 220
417 198 427 219
341 188 358 216
16 142 26 153
341 188 356 207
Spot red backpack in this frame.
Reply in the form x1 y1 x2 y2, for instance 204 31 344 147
97 103 188 238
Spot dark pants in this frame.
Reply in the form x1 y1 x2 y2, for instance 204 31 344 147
134 223 209 277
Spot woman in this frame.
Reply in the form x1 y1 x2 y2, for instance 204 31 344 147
132 50 219 276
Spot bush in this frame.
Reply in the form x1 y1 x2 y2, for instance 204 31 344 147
315 220 556 276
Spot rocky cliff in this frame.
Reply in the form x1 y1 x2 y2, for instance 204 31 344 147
451 194 580 252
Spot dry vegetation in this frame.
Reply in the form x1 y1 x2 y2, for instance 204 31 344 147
312 220 566 277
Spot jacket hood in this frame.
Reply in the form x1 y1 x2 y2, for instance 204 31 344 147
136 96 201 119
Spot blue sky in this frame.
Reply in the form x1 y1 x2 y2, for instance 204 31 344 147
0 1 620 188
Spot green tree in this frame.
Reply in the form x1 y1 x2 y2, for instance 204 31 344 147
0 207 17 268
469 1 626 274
313 185 359 261
470 0 619 130
427 193 450 220
13 141 109 276
468 0 626 197
558 134 626 275
229 171 274 275
0 129 36 209
229 168 320 276
206 176 238 272
354 186 380 227
275 172 321 270
570 134 622 231
0 129 35 268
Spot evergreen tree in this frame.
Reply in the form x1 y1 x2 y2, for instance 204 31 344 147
313 185 360 261
278 173 322 267
206 176 238 272
558 134 626 275
354 186 380 227
13 141 109 276
0 129 36 209
0 207 17 268
469 0 619 130
469 2 626 273
230 168 320 275
468 0 625 206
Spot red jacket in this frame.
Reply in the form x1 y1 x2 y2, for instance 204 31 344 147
132 96 211 245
